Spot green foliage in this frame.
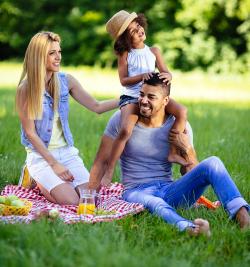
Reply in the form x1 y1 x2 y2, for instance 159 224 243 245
1 0 250 73
153 0 250 73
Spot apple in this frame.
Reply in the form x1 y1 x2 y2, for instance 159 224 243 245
49 208 60 219
11 199 25 207
33 209 49 220
0 196 6 204
5 195 19 205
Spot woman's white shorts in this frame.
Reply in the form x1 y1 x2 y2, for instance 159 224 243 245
26 146 89 193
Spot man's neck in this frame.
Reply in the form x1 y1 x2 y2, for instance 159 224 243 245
138 110 167 128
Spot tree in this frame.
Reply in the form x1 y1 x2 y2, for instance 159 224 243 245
0 0 249 73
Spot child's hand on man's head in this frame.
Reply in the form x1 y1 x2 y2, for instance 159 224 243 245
142 72 153 82
158 72 172 85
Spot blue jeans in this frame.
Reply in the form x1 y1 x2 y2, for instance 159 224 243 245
123 156 249 231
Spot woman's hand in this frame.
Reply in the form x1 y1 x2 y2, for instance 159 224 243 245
51 162 74 182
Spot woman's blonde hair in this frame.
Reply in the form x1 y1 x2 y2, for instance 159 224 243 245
17 31 61 119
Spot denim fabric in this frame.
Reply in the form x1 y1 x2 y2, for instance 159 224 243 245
119 95 138 108
123 156 249 231
21 73 74 149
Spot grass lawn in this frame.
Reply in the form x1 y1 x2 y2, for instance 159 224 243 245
0 63 250 267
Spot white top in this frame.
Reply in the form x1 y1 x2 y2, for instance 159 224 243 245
48 110 67 150
122 44 156 98
25 110 67 153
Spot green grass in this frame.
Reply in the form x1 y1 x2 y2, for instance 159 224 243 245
0 65 250 267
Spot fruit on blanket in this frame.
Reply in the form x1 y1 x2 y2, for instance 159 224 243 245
33 208 60 220
33 209 49 220
0 194 32 216
2 195 24 207
5 195 19 205
95 208 117 215
49 208 60 219
0 196 6 204
11 199 25 207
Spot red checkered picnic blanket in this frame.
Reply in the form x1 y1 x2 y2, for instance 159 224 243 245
0 183 145 224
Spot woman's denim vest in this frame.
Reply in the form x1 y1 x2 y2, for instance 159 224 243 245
21 72 74 150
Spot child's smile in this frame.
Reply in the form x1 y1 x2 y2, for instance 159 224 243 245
128 21 146 47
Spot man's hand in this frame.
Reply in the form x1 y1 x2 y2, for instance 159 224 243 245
100 169 113 187
169 129 192 154
100 175 112 187
51 162 74 182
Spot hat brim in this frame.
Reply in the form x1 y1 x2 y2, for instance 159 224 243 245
116 12 138 39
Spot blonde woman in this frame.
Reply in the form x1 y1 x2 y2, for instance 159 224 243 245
16 31 118 205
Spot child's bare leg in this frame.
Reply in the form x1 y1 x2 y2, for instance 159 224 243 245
166 99 188 165
168 145 190 166
187 218 211 237
101 104 139 186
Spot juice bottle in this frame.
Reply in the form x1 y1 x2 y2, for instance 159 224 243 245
77 189 96 215
77 203 96 215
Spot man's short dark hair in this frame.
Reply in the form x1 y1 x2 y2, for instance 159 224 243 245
143 72 171 96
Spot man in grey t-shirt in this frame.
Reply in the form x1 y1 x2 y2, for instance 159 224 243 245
103 110 193 190
89 73 250 235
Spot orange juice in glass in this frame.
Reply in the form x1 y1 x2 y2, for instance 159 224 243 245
77 189 96 215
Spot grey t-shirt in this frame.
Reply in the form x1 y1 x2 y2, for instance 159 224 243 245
104 111 193 189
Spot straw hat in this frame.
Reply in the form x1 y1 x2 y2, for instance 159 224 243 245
106 10 138 40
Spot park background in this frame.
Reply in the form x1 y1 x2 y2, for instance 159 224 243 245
0 1 250 267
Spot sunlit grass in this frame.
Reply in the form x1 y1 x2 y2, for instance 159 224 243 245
0 63 250 267
1 61 250 102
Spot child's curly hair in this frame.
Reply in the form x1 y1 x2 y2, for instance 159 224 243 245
114 14 147 56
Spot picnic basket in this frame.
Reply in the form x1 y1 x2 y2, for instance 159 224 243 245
0 199 32 216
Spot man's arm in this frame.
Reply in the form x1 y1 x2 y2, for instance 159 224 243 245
168 129 199 175
180 146 199 175
88 135 114 190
